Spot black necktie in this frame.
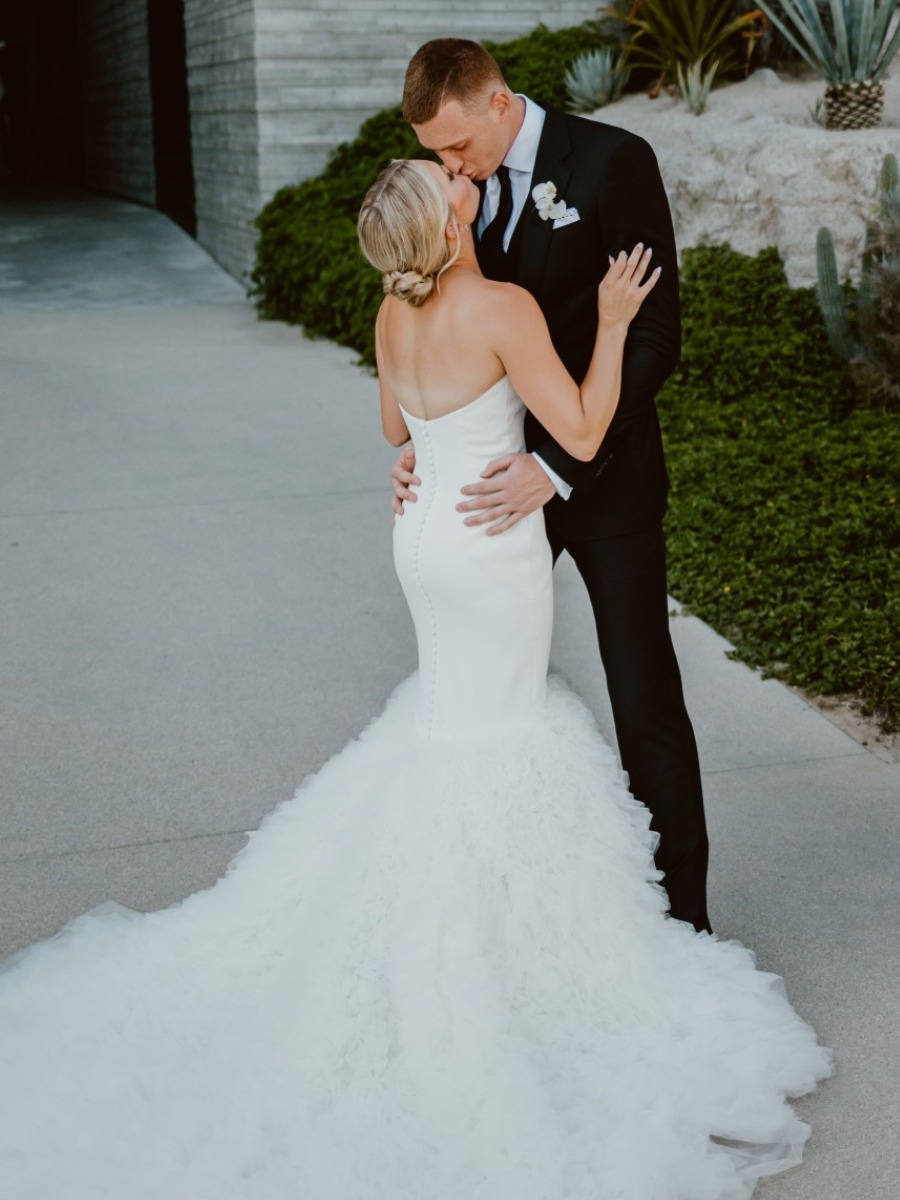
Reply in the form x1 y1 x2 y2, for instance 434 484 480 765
478 165 514 282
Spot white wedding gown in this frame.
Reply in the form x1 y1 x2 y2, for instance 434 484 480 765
0 377 831 1199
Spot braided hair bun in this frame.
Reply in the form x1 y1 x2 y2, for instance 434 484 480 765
382 268 436 307
358 160 460 309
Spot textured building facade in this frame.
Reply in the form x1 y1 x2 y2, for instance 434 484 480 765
79 0 157 205
183 0 260 279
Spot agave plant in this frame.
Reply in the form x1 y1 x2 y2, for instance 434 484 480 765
676 59 722 114
615 0 767 95
817 154 900 406
755 0 900 128
564 47 630 112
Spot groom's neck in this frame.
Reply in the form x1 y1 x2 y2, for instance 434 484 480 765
506 93 526 153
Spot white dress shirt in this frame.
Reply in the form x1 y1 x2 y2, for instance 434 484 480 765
479 96 573 501
478 95 545 250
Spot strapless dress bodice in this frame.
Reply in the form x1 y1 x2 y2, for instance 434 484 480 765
394 376 553 740
397 375 526 489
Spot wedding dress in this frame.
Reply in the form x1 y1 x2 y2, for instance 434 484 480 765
0 376 831 1199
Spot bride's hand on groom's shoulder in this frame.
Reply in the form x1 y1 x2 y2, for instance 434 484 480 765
598 243 661 328
390 443 420 522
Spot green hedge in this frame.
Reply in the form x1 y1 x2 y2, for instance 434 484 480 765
659 246 899 731
250 23 608 363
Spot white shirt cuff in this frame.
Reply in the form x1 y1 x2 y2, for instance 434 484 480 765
532 453 573 501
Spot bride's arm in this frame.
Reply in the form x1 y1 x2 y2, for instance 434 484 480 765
375 304 410 447
492 245 659 462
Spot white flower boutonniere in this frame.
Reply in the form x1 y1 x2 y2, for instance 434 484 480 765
532 181 567 222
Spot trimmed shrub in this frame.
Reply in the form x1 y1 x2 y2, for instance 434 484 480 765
251 105 421 363
660 245 899 730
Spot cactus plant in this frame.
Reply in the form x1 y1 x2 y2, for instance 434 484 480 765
816 154 900 407
816 227 857 359
755 0 900 128
564 47 630 112
877 150 900 223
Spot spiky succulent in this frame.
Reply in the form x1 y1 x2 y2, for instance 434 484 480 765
564 47 630 113
676 58 721 114
617 0 766 86
755 0 900 85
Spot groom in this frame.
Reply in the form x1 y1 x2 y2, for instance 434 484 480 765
392 38 711 934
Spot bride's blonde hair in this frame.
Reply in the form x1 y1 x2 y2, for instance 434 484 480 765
357 160 462 307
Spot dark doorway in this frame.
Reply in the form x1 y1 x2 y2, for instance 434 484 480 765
0 0 84 185
148 0 195 236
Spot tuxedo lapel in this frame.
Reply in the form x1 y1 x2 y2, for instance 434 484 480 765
513 109 574 296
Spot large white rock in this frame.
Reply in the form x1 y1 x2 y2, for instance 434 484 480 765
592 68 900 286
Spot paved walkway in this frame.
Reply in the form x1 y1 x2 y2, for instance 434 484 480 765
1 190 897 1198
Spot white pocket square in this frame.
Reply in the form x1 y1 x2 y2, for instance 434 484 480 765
552 207 580 230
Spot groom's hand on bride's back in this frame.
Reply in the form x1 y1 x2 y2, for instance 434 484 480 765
390 443 421 521
457 452 556 536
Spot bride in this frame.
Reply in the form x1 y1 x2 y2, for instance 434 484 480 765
363 158 660 742
0 160 831 1200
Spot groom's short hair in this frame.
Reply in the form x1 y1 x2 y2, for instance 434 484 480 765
402 39 506 124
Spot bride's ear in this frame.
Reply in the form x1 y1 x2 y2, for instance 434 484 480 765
445 220 458 242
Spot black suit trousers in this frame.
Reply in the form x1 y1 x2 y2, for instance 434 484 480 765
548 521 712 934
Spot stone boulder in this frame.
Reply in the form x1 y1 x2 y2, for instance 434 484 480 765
592 68 900 286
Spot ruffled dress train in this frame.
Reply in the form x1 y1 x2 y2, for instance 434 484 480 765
0 379 831 1199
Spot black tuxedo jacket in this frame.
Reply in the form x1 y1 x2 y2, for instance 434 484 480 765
477 106 680 541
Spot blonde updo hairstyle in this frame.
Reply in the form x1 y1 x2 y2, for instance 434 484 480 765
358 160 462 307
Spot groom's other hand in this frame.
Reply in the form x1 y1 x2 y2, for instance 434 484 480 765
458 453 555 536
390 443 421 521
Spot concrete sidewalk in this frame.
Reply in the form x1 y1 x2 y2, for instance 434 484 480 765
1 192 897 1198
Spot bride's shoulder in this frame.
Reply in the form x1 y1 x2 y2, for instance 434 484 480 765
462 277 535 320
451 281 543 361
481 282 543 339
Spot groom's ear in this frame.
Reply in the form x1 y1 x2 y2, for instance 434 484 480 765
486 89 512 120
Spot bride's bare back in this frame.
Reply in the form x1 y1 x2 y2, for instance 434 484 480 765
375 269 511 422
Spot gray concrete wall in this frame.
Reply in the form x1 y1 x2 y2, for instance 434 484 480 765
183 0 261 281
78 0 156 204
254 1 594 235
